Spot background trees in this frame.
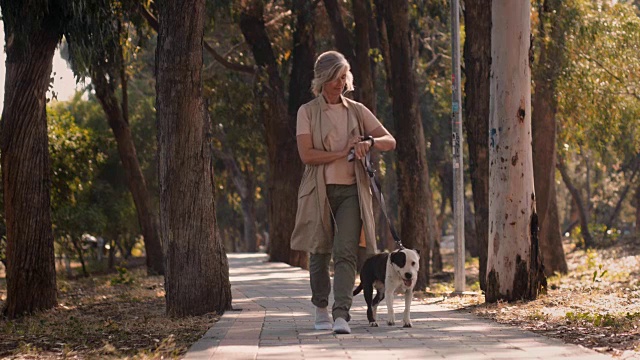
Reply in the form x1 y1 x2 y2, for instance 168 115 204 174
1 0 640 320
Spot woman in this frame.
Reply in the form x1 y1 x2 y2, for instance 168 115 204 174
290 51 396 334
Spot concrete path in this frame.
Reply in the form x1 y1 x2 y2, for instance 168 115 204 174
184 253 613 360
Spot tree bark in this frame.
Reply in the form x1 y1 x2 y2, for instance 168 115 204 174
486 0 545 302
557 156 595 247
352 0 376 112
212 137 258 253
286 0 316 269
239 1 306 268
322 0 355 65
372 0 393 94
463 0 491 291
383 0 436 290
1 25 60 318
156 0 231 316
532 0 568 275
92 69 164 275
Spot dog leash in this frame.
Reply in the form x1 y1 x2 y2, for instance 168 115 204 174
363 153 405 250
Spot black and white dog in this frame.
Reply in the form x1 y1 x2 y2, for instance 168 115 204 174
353 248 420 327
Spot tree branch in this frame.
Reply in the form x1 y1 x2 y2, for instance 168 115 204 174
576 50 640 101
138 3 255 74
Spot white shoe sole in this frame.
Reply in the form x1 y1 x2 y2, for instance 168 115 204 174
314 322 333 330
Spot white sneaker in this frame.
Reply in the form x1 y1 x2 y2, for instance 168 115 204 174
333 317 351 334
314 307 332 330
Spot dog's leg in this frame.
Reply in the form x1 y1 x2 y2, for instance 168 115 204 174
385 288 395 326
364 284 378 327
402 289 413 328
372 290 384 326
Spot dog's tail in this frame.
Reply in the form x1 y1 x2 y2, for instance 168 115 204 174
353 283 363 296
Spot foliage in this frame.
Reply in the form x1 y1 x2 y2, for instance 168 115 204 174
48 102 109 262
556 0 640 236
110 266 134 285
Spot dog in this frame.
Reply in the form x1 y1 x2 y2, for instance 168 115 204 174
353 248 420 327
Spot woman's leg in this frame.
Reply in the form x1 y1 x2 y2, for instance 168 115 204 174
309 253 331 308
328 185 362 322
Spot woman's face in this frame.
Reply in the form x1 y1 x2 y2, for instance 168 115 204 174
322 68 347 100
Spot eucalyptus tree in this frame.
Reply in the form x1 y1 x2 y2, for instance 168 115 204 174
486 0 545 302
237 0 313 268
556 0 640 244
65 1 164 275
463 0 491 291
532 0 568 274
380 0 435 289
156 0 231 316
0 0 66 317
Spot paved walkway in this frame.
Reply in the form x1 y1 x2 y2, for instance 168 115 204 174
184 253 614 360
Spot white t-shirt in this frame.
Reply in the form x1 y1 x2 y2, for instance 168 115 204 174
297 102 383 185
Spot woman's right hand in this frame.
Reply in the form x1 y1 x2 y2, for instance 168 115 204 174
343 135 361 156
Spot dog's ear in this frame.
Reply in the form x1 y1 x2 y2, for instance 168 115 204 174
390 251 406 268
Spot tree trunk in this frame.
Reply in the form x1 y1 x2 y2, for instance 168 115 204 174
464 199 478 257
352 0 376 112
486 0 545 302
212 139 259 253
239 1 306 268
604 158 640 234
92 69 164 275
532 0 568 276
240 177 258 253
463 0 491 292
285 0 316 269
373 0 393 94
1 22 59 317
156 0 231 316
557 156 595 247
383 0 436 290
636 183 640 239
322 0 355 65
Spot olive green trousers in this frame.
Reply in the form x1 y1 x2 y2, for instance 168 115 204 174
309 184 362 321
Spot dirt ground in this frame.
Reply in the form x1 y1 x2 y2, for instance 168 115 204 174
420 237 640 359
0 264 219 359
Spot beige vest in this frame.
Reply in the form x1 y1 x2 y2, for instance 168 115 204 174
290 95 377 255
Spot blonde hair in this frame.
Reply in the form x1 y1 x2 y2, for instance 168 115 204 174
311 51 355 96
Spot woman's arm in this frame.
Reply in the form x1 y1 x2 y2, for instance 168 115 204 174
297 134 361 165
352 126 396 160
368 126 396 151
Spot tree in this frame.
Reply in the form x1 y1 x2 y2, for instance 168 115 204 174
486 0 545 302
532 0 568 275
156 0 231 316
59 1 165 275
238 0 307 268
382 0 435 289
463 0 491 291
0 0 62 317
555 0 640 244
91 67 164 275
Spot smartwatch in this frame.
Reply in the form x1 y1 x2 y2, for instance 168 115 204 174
362 135 375 147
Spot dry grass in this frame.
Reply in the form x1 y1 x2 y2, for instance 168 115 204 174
0 265 219 359
418 238 640 358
